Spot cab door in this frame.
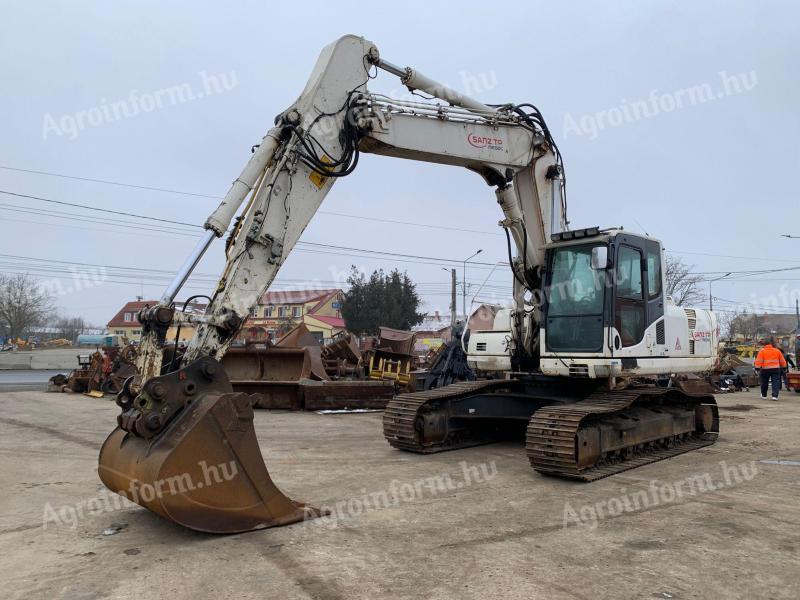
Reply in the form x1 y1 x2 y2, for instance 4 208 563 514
613 244 646 351
644 241 666 356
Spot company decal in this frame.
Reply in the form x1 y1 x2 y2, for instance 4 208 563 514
692 330 711 341
467 132 504 151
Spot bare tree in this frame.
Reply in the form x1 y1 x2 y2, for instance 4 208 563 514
52 315 87 343
0 274 54 339
719 308 747 339
665 255 705 307
741 312 764 342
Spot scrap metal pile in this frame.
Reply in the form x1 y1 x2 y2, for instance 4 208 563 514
48 345 138 396
363 327 417 390
221 325 398 411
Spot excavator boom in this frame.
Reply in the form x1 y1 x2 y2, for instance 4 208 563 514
99 34 562 533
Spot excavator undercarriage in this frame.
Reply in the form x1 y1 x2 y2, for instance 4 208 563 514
384 379 719 481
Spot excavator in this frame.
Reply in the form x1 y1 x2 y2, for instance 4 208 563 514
98 34 720 534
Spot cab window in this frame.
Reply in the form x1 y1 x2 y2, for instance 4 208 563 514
616 246 643 299
647 250 662 299
615 246 645 347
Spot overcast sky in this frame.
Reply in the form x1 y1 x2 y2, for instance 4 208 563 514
1 1 798 326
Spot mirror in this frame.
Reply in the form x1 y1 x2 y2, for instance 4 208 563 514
591 246 608 270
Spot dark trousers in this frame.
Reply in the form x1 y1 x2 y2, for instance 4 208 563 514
760 369 781 398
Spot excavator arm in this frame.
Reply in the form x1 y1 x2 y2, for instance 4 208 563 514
99 34 567 533
137 35 565 381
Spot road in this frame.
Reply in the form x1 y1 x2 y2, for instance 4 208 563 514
0 370 66 393
0 388 798 599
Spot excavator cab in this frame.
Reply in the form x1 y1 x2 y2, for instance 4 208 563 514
540 228 717 379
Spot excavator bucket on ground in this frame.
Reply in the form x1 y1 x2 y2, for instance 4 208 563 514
98 356 323 533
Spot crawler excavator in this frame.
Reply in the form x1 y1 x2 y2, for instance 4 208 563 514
98 35 719 533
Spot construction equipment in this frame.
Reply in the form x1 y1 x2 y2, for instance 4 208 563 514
787 371 800 392
49 345 138 395
99 34 719 533
65 352 103 393
220 326 394 410
102 344 139 394
365 327 417 391
320 332 363 378
419 323 475 391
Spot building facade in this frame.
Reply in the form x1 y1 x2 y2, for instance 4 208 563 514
242 288 346 343
107 300 204 344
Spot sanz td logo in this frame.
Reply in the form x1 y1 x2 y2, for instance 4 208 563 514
467 132 504 149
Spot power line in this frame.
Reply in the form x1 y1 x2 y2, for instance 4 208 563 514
0 165 220 199
0 203 200 236
318 210 502 237
0 190 202 228
11 190 798 276
710 296 800 312
0 215 202 241
0 190 512 269
0 166 502 236
5 166 797 264
669 250 800 265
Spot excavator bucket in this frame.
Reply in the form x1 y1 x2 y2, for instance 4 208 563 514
98 357 323 533
223 346 316 382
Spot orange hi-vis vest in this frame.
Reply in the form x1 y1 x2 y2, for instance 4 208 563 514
754 345 787 370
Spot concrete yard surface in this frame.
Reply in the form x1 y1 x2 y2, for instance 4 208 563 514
0 388 798 599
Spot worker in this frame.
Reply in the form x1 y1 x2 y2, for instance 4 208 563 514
754 338 787 400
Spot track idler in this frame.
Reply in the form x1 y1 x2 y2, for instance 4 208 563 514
98 356 323 533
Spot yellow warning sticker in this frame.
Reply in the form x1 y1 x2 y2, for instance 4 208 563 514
309 155 333 189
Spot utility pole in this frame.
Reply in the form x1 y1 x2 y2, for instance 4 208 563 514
441 267 458 334
462 249 482 321
709 272 732 311
450 268 457 329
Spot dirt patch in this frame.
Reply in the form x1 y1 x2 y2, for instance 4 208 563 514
718 404 760 412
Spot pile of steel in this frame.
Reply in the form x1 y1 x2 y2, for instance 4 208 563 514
221 325 395 410
712 353 758 392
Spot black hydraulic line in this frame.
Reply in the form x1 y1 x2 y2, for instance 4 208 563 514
168 294 212 373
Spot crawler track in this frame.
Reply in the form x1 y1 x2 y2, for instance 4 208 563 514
383 380 514 453
384 381 719 481
526 388 719 481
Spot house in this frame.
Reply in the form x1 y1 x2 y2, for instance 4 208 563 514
107 300 153 341
411 305 502 353
469 303 501 331
412 311 453 352
107 300 206 343
243 288 346 343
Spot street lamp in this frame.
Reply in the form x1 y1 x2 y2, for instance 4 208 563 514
709 272 732 311
462 249 482 319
